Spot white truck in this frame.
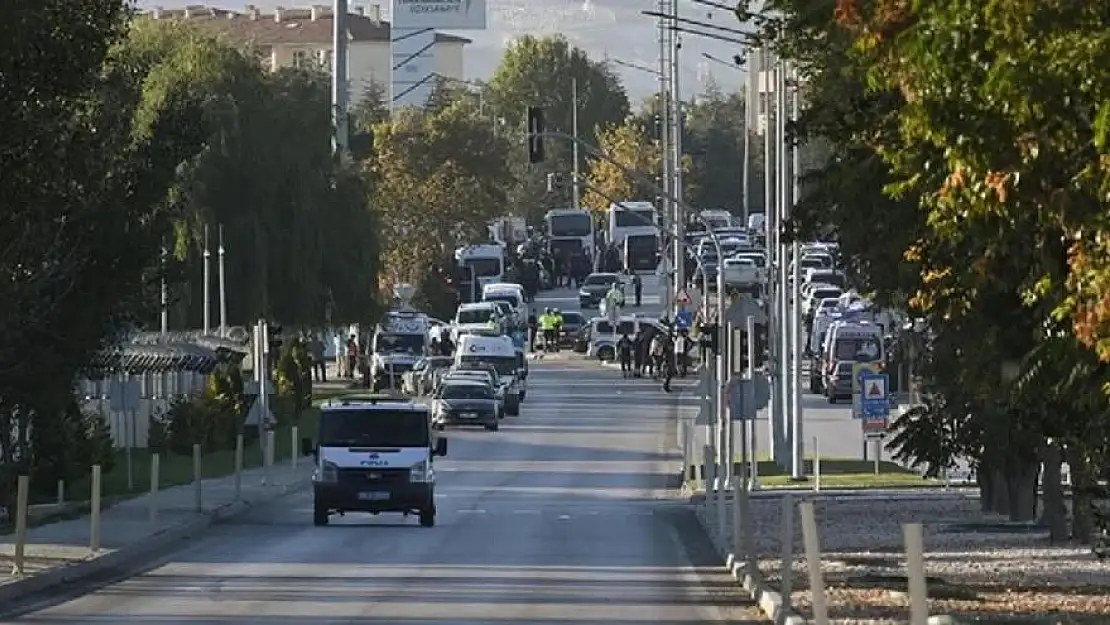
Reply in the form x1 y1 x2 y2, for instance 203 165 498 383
311 395 448 527
454 334 525 415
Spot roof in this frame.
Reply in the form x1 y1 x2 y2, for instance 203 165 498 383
142 5 471 46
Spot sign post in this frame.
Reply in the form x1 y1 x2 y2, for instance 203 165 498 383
856 370 890 468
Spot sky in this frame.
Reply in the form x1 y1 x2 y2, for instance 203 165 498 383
133 0 752 104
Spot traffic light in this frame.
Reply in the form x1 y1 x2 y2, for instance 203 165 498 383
526 106 545 163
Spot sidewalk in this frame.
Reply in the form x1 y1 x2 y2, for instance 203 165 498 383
0 458 312 605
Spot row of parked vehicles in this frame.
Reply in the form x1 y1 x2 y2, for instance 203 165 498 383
309 282 534 529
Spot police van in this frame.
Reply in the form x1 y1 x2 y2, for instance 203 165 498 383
454 334 525 415
311 395 447 527
370 310 430 391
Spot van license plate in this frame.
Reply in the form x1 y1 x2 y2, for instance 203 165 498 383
358 491 389 501
461 412 477 418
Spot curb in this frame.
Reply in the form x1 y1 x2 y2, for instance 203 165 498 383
0 478 309 608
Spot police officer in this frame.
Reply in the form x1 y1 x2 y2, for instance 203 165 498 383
552 308 564 353
539 307 556 352
527 310 538 352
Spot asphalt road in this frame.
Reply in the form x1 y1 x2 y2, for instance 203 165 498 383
6 280 762 624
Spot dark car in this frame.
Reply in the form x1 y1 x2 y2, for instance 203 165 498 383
577 272 623 308
558 311 586 347
432 381 500 431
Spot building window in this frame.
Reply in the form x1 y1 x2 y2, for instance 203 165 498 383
292 49 310 68
317 48 333 72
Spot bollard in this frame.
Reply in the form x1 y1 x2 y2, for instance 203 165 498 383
192 444 202 513
234 434 244 499
779 494 795 619
90 465 102 552
799 501 829 625
12 475 29 576
904 523 928 625
291 426 299 471
265 430 276 467
149 453 160 523
56 479 64 506
813 436 821 492
873 438 881 475
732 474 742 557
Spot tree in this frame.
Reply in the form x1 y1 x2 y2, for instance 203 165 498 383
0 0 211 506
583 120 663 213
116 19 381 329
368 99 513 302
486 35 631 223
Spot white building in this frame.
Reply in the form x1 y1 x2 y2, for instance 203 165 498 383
146 4 470 105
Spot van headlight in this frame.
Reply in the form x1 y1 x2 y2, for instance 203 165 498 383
313 460 339 483
410 460 433 483
579 290 590 297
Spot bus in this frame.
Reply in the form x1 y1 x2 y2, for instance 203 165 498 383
545 208 595 262
623 234 659 272
455 244 505 302
607 201 658 248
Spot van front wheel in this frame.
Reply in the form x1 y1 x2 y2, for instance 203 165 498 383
313 502 329 526
419 507 435 527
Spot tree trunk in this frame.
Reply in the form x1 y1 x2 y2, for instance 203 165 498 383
1004 446 1039 522
1068 445 1094 544
1039 442 1068 542
977 458 997 513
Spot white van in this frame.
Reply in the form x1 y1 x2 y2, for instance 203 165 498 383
453 302 504 340
481 283 525 323
454 334 524 415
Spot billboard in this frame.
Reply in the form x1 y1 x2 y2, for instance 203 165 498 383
389 0 487 109
392 0 487 30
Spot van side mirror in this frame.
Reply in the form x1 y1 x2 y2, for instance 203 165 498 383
435 438 448 457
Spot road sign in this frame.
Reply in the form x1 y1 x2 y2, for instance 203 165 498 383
675 309 693 329
676 288 692 305
859 372 890 420
851 362 882 394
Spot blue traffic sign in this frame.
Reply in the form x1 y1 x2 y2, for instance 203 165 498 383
858 372 890 419
675 309 693 330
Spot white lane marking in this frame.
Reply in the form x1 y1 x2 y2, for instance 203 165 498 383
512 509 541 515
558 514 571 520
456 509 487 514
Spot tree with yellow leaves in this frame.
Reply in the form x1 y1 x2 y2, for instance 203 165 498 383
582 120 663 214
367 99 513 308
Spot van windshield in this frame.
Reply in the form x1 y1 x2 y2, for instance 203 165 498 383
458 354 517 375
373 333 424 354
319 409 428 447
457 309 496 324
484 294 518 308
834 336 882 362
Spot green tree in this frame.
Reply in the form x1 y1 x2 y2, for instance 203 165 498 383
486 35 631 223
0 0 210 506
117 19 381 330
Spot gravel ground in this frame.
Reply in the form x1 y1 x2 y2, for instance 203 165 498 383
695 491 1110 624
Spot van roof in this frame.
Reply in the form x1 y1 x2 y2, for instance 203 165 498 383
458 302 497 310
321 396 428 410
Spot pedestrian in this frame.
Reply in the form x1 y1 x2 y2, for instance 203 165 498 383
539 307 557 353
345 334 358 379
631 329 644 377
674 329 690 377
649 333 665 380
662 334 676 392
333 332 345 377
309 335 327 382
632 273 642 307
527 310 538 352
617 332 634 377
552 308 564 353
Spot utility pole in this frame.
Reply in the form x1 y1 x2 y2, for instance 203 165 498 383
657 0 672 287
332 0 349 155
218 224 227 337
160 245 168 336
789 64 805 479
776 56 793 470
669 0 685 298
762 47 779 463
203 225 211 335
571 77 581 211
743 50 755 225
